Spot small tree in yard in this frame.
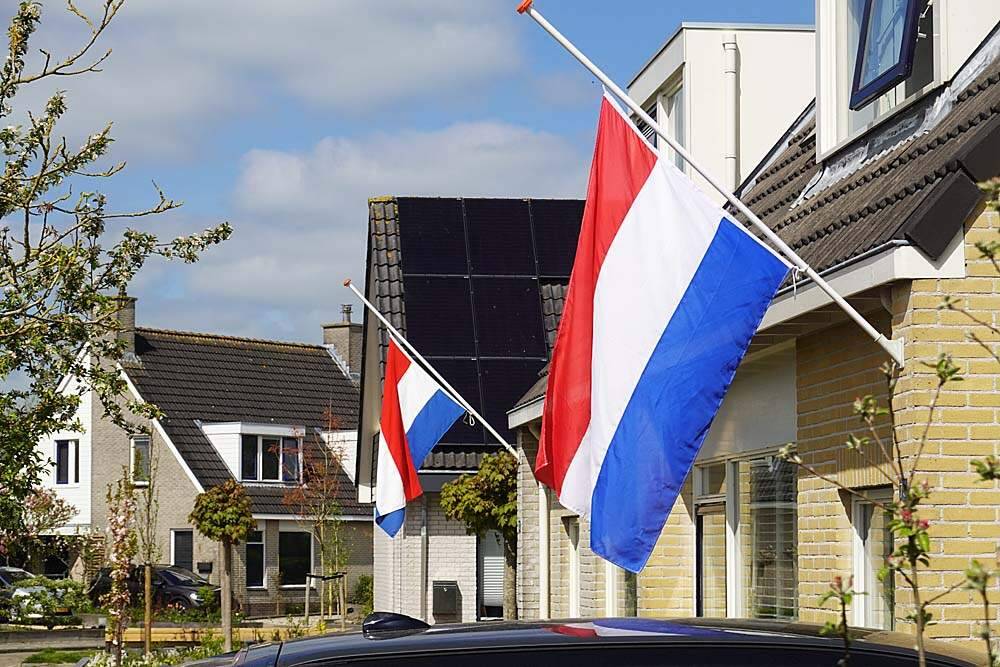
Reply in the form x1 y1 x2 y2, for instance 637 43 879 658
133 440 160 656
0 486 76 565
0 0 231 551
440 451 518 620
283 407 347 625
189 479 254 653
103 476 136 667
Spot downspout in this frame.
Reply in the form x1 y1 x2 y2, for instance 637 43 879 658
528 422 550 619
722 32 739 190
420 496 429 622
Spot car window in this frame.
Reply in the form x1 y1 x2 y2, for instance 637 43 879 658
160 568 207 586
320 645 968 667
0 568 33 584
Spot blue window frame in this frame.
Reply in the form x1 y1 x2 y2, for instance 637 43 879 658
850 0 922 110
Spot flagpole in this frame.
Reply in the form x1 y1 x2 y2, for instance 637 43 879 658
516 1 904 367
344 279 518 457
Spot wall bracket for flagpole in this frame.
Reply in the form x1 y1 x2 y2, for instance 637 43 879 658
344 279 519 457
516 2 905 368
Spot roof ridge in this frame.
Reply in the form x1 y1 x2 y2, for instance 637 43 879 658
136 326 325 351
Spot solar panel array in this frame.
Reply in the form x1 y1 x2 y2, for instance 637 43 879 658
396 197 584 445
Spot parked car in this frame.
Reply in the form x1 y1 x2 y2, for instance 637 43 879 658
216 613 986 666
0 566 73 622
89 565 225 610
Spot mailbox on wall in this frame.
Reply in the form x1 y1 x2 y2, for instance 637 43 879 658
432 580 459 616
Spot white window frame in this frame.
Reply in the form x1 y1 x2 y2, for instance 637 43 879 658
170 528 194 572
242 435 302 483
852 487 895 629
657 78 685 173
130 435 151 487
277 530 314 589
245 527 266 590
566 518 580 617
53 439 79 487
693 464 728 618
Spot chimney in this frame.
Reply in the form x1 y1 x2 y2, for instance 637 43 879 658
323 304 363 382
114 294 139 365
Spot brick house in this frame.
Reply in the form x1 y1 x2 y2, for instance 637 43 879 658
355 196 585 622
510 3 1000 645
36 299 373 618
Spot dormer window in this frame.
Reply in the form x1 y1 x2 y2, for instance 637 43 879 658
241 434 301 483
850 0 924 109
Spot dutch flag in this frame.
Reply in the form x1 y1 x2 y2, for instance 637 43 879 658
535 94 790 572
375 337 465 537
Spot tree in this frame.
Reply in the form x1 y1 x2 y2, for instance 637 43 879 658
133 440 160 656
0 0 231 548
0 486 76 564
440 452 518 619
283 408 347 626
189 479 255 653
102 476 136 667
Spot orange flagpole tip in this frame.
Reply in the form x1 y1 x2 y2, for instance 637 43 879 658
342 278 352 287
516 0 533 14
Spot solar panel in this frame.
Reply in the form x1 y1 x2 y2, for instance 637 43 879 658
479 358 549 442
472 277 545 357
431 358 486 444
397 198 468 275
465 198 535 275
395 198 584 450
531 199 584 277
403 277 475 357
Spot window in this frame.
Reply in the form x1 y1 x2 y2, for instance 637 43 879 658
741 456 797 620
240 435 301 483
634 99 658 147
131 436 150 485
278 531 312 586
850 0 923 109
663 85 685 171
695 463 727 618
171 530 193 572
246 530 264 588
54 439 77 485
853 488 895 630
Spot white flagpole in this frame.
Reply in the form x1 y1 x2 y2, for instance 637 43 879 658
516 1 904 367
344 279 518 457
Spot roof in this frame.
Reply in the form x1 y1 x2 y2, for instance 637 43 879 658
273 617 983 666
127 328 369 517
361 197 583 472
628 22 814 89
507 32 1000 426
732 41 1000 276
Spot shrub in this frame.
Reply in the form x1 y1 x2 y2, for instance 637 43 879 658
353 575 373 617
9 576 90 628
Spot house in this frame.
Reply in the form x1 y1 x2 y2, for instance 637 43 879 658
510 0 1000 646
509 21 818 621
356 196 584 622
37 299 373 617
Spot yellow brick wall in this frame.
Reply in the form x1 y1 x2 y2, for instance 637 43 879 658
795 313 892 624
637 479 695 617
890 206 1000 642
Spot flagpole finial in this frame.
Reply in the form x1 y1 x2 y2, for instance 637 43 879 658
516 0 534 14
343 278 352 287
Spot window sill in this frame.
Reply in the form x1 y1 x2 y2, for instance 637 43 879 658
132 481 150 488
246 586 267 592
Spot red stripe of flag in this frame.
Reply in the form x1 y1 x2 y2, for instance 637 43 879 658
380 339 423 501
535 96 657 493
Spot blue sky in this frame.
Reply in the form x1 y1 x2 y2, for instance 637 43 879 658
26 1 813 343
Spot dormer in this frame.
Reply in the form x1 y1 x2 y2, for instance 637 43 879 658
815 0 999 158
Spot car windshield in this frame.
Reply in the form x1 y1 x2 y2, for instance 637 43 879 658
0 567 34 584
159 568 207 586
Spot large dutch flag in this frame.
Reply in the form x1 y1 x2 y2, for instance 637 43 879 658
375 337 465 537
535 94 790 572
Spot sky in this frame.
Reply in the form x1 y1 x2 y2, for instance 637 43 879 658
21 0 814 345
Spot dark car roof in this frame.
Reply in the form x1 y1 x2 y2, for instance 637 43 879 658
271 617 986 666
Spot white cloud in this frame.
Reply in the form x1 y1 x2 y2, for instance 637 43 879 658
19 0 523 159
134 121 588 342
